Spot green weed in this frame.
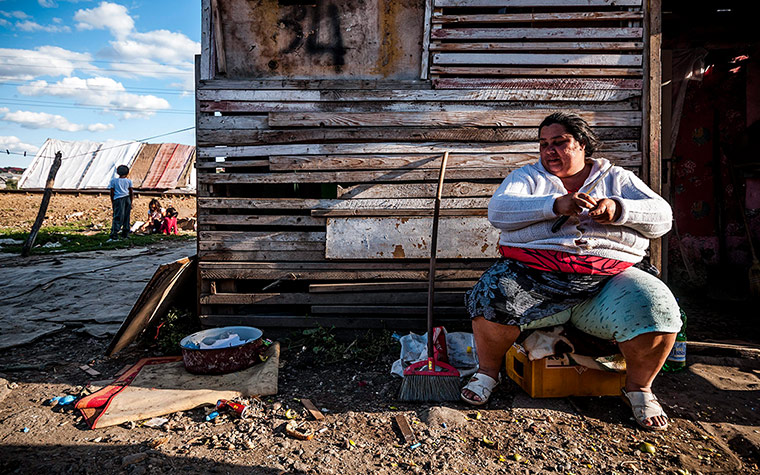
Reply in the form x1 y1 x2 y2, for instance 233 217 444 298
288 325 399 366
0 225 194 255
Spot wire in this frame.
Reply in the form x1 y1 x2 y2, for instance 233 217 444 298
0 54 198 68
0 80 194 95
0 61 193 76
3 126 195 161
0 98 194 114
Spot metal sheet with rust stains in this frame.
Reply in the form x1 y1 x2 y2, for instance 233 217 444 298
218 0 424 79
325 217 500 259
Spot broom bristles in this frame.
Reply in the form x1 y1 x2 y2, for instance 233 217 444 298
398 373 461 402
398 359 461 402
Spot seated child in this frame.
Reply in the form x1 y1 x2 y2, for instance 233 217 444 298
147 198 164 234
161 205 179 235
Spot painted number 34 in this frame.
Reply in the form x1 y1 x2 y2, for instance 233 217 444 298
278 3 346 69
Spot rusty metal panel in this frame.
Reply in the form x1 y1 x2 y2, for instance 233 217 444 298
325 217 500 259
218 0 424 79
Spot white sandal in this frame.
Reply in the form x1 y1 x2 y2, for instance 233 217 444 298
621 389 669 431
460 372 500 406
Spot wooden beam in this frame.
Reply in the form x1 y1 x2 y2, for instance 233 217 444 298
644 0 663 272
421 0 433 80
267 111 642 128
430 41 643 52
200 291 466 305
434 0 642 6
197 87 641 102
432 12 643 23
432 53 643 67
431 28 643 41
309 281 477 293
22 151 62 257
429 66 644 77
210 0 226 74
268 152 641 171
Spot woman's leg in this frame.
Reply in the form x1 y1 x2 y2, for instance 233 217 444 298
462 317 520 402
570 266 681 428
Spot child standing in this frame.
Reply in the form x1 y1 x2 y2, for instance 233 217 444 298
108 165 134 241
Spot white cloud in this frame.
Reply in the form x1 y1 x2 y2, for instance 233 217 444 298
0 108 114 133
0 10 31 19
38 0 57 7
16 20 71 33
0 46 93 80
0 18 9 27
17 76 171 118
0 136 39 155
74 1 133 39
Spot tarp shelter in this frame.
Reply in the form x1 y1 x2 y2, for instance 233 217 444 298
18 139 196 191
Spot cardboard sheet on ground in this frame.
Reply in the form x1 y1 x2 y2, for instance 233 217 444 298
76 342 279 429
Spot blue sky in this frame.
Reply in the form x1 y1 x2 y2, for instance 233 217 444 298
0 0 200 168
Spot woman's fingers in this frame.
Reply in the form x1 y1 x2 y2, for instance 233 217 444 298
589 198 618 223
573 193 597 209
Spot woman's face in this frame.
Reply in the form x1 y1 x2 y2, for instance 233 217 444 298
539 123 587 178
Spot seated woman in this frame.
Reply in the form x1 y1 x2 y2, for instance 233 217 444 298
462 112 681 431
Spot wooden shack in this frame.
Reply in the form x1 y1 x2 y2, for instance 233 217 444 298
196 0 662 330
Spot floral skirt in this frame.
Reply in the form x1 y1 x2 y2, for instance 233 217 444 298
464 258 611 326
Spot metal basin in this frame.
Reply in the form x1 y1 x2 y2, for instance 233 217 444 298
180 326 264 374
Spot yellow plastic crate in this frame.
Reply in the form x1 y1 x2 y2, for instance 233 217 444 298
505 343 626 398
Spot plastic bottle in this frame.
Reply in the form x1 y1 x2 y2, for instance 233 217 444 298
661 308 687 372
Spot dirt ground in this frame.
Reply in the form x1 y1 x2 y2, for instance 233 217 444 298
0 191 196 230
0 241 759 474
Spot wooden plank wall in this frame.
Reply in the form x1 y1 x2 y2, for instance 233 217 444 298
197 0 653 330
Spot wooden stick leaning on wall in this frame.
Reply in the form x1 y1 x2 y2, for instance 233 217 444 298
22 151 62 257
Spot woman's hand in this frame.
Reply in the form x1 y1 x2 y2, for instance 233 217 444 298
588 198 622 224
553 192 598 216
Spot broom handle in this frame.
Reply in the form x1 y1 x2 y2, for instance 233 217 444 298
427 151 450 362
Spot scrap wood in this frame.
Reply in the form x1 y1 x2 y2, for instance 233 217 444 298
394 414 416 443
107 255 196 356
300 398 325 421
79 365 101 377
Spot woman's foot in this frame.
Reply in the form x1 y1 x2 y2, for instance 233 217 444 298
460 370 500 406
621 387 669 431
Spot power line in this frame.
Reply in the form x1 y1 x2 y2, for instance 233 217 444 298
0 80 194 95
0 54 198 68
0 98 194 114
3 126 196 161
0 61 193 76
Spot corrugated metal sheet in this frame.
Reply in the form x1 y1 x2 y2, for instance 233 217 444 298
79 141 144 189
141 143 178 189
18 139 195 190
155 144 194 189
130 143 161 188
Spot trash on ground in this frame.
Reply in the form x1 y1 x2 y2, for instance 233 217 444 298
143 417 169 428
285 421 313 440
300 398 325 420
75 342 279 429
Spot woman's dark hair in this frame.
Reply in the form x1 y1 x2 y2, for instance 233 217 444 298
149 198 161 211
539 112 601 157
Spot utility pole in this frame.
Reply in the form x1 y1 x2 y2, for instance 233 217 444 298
21 151 62 257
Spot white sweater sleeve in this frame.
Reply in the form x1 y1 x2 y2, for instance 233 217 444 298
488 170 563 232
613 170 673 238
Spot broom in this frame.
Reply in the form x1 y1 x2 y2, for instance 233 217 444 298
398 151 461 402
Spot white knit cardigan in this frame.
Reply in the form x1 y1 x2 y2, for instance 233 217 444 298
488 158 673 263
